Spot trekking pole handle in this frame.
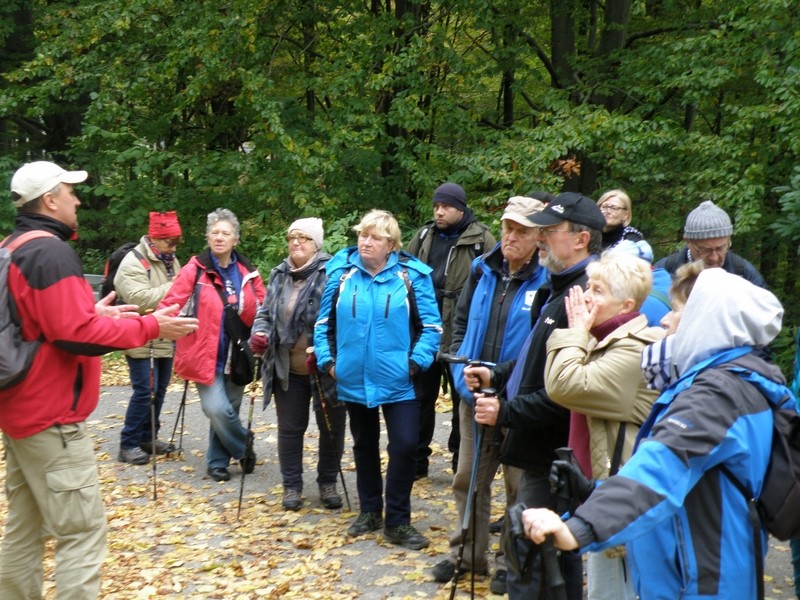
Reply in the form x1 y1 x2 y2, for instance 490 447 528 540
437 352 468 364
437 352 496 368
552 447 576 515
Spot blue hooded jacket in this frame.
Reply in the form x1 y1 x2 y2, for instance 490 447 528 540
566 269 789 599
314 247 442 408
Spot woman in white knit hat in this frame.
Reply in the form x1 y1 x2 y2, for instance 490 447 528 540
249 217 346 510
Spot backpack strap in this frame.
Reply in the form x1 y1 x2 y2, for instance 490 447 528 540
130 248 151 279
609 422 627 477
400 266 423 346
1 230 56 252
324 267 355 365
0 231 55 357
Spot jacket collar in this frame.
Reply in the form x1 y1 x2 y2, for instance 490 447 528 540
15 213 74 241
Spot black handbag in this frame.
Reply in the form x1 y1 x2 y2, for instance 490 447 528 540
215 283 255 386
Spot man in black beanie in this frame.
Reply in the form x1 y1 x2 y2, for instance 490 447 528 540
407 182 495 477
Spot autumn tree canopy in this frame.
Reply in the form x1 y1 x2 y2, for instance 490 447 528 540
1 0 798 325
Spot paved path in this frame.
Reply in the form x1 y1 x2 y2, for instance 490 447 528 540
2 383 795 598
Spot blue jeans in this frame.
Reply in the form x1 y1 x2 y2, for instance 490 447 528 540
274 372 346 491
196 373 247 469
120 356 173 450
347 399 419 527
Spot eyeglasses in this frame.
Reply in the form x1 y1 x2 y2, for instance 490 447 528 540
688 240 730 258
539 226 573 236
599 205 627 214
286 235 312 245
155 237 181 248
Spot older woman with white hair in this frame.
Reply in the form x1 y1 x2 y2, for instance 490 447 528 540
314 209 442 550
160 208 265 483
249 217 346 511
543 251 665 600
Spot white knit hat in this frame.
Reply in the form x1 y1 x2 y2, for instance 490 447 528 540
288 217 324 249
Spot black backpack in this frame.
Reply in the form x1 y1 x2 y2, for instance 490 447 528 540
101 242 150 301
0 231 55 390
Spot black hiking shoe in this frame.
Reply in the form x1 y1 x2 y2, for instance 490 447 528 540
347 512 383 537
431 559 487 582
489 515 504 534
118 447 150 465
319 483 343 509
431 560 457 582
207 467 231 482
140 440 176 455
383 524 429 550
490 569 507 594
282 488 302 511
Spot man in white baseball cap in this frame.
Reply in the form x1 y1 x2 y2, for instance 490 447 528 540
1 161 199 598
10 160 88 208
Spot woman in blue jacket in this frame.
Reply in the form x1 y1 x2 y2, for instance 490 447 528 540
522 266 792 599
314 209 442 551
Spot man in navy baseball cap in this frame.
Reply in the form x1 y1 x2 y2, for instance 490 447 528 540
470 190 604 598
525 191 605 230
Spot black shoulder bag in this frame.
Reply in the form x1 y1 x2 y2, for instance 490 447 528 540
214 283 255 386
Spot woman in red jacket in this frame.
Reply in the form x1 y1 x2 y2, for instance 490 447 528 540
160 208 266 482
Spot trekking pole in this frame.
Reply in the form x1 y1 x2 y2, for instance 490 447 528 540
449 392 494 600
453 423 484 600
307 346 351 511
439 353 497 600
168 380 189 457
237 356 262 520
149 341 158 501
539 447 575 600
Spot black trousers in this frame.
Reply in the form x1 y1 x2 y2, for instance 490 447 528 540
416 360 461 475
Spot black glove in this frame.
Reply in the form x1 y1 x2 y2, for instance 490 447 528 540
549 460 594 505
409 359 420 377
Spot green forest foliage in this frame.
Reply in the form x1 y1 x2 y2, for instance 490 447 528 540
1 0 799 369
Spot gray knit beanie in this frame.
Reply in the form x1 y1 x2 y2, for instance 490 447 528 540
683 201 733 240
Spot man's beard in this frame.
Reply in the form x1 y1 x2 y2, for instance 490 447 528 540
538 246 567 272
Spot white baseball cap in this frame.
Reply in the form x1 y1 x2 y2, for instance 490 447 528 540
11 161 88 207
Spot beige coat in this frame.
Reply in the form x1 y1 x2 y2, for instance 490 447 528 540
113 236 181 359
544 314 665 480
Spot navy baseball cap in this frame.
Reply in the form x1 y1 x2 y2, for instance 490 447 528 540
526 192 605 231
